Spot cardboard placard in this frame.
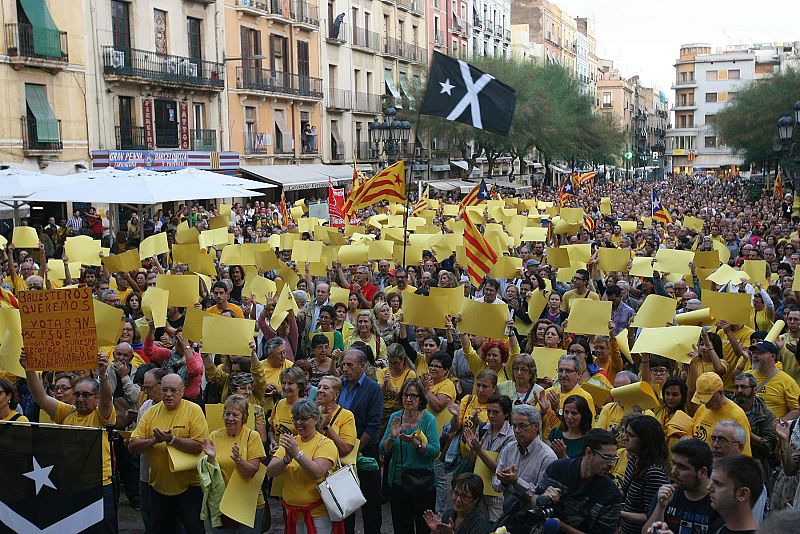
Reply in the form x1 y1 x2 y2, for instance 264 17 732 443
19 288 97 371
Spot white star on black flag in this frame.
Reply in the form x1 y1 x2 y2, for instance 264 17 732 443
420 51 516 136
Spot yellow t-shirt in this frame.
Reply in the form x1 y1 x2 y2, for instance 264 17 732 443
273 433 338 517
118 287 133 305
326 405 357 454
691 399 751 456
611 447 629 489
130 399 209 495
385 284 417 295
746 369 800 419
208 303 245 319
1 411 28 422
593 402 655 445
779 332 800 383
714 325 754 392
376 367 416 389
377 367 416 414
458 394 489 456
545 385 597 417
209 427 266 508
560 290 599 312
429 378 456 402
269 398 297 436
54 401 116 485
261 359 293 412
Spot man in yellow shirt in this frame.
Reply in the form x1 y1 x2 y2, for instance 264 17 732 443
207 281 244 318
744 340 800 420
714 320 754 393
383 267 417 296
691 372 752 455
23 350 117 532
779 307 800 382
560 268 599 312
129 374 209 533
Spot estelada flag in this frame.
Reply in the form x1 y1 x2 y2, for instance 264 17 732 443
459 178 490 212
0 422 104 533
559 177 576 207
651 190 672 224
343 161 406 216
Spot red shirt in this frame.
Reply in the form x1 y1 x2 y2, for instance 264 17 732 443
351 282 379 304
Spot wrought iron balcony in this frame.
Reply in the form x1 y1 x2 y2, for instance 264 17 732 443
325 20 346 44
244 131 270 155
115 125 147 150
235 0 291 20
291 1 319 29
191 129 217 151
326 88 352 110
5 23 68 67
102 46 224 90
22 116 62 155
236 66 323 99
352 26 379 51
353 92 382 114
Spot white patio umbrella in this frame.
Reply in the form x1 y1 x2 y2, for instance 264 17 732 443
167 167 270 190
0 167 87 224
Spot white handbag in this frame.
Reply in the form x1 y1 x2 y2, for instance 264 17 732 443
317 463 366 521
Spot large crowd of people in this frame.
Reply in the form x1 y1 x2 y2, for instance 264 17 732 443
2 172 800 533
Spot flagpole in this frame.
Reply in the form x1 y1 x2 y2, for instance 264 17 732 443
0 419 110 431
402 108 424 267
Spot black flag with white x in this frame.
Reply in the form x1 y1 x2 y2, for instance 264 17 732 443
0 422 104 533
420 51 516 136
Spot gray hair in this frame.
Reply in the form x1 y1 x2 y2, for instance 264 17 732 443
292 290 308 307
716 419 747 446
558 353 583 374
616 371 640 384
26 274 44 287
100 288 119 303
291 398 323 431
345 348 368 366
734 373 757 388
476 369 498 387
264 338 286 358
511 403 542 425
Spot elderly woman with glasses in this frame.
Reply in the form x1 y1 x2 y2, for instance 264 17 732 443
266 399 339 534
50 372 77 405
268 367 307 450
201 395 267 533
381 378 441 533
498 353 544 406
423 473 491 534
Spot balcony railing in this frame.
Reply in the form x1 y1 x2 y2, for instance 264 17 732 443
115 125 147 150
156 129 179 149
326 88 352 110
402 43 425 63
504 29 511 41
485 23 493 35
5 23 68 63
325 20 346 43
353 91 382 113
352 26 379 51
102 46 224 89
22 116 62 153
191 129 217 151
434 31 444 47
290 1 319 28
357 141 379 160
235 0 290 19
383 36 403 57
236 66 323 98
397 0 413 10
245 132 270 155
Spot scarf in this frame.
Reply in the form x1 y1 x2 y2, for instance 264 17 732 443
282 499 345 534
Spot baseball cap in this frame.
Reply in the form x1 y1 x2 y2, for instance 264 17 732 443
525 259 541 267
692 372 723 405
748 341 778 355
388 268 397 276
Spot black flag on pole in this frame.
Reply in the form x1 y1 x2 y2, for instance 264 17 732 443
420 51 516 136
0 422 104 533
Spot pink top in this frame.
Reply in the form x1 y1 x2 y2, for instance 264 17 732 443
144 336 204 400
257 313 298 361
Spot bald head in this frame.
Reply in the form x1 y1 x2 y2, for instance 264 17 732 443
113 342 134 365
161 373 185 410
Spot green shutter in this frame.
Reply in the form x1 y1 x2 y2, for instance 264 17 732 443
25 84 59 142
19 0 62 58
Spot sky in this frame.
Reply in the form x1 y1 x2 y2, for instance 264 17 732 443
554 0 799 98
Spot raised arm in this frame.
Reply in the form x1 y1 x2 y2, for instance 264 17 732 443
20 350 58 418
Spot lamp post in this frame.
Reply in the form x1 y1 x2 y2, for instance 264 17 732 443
776 100 800 193
368 106 411 165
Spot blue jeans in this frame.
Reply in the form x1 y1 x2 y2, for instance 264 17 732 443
103 484 118 533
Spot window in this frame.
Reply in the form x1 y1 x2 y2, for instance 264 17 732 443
193 103 204 128
705 136 717 148
187 17 202 61
602 92 611 107
153 99 178 148
111 0 131 50
718 92 728 103
270 34 288 73
706 70 717 81
240 27 262 82
705 93 717 103
704 114 716 125
153 9 167 54
25 83 59 143
728 69 740 80
118 96 135 147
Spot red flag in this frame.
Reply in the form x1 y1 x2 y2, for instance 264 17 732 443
328 180 346 228
463 211 498 287
279 191 290 225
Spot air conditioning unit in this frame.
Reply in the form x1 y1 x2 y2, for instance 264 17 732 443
166 58 179 74
111 50 125 68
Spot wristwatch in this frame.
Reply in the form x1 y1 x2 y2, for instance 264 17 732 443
294 450 305 461
169 435 176 445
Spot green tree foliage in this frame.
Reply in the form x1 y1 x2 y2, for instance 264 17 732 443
406 55 624 178
714 68 800 169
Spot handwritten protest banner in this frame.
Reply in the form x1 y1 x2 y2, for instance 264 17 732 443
19 288 97 371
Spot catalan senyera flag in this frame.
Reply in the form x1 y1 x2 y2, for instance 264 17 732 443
580 171 597 193
459 179 491 212
279 191 290 224
352 159 360 190
0 286 18 308
559 177 576 207
411 185 430 217
343 160 406 216
775 171 784 199
463 211 498 287
651 189 672 224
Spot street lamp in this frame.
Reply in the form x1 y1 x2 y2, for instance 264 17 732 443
368 106 411 164
776 100 800 193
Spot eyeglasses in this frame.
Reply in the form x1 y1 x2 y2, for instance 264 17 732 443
428 364 444 370
402 393 420 399
651 368 669 375
591 449 620 462
52 385 73 392
74 392 97 399
710 435 733 445
452 490 476 501
510 422 534 430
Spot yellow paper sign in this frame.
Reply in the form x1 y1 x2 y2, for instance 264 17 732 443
93 299 124 348
527 289 548 321
532 347 566 379
139 233 169 260
201 316 255 356
290 241 324 264
429 286 465 317
182 307 214 343
0 309 24 377
168 446 201 472
368 240 394 260
683 216 704 232
142 287 169 328
46 259 66 280
631 325 702 364
545 247 571 268
199 227 229 248
219 464 268 528
329 286 351 306
337 244 369 266
489 256 522 278
12 226 39 248
742 260 767 286
611 381 659 411
599 197 611 215
188 251 216 276
654 249 694 276
102 249 142 273
458 298 507 339
176 222 200 244
701 290 752 325
597 248 631 272
581 382 611 407
255 250 281 271
209 215 230 230
693 250 720 269
65 236 101 266
675 308 715 326
766 320 785 344
706 264 749 287
402 293 449 329
475 451 502 497
631 295 676 328
156 274 200 307
521 227 548 242
619 221 638 234
629 257 654 278
243 276 277 304
563 244 591 264
616 329 632 364
565 300 611 336
270 283 299 331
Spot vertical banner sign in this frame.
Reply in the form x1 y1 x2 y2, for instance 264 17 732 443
328 186 346 228
179 101 190 150
19 288 98 371
142 98 155 149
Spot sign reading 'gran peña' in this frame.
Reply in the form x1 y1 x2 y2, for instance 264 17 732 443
18 288 98 371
